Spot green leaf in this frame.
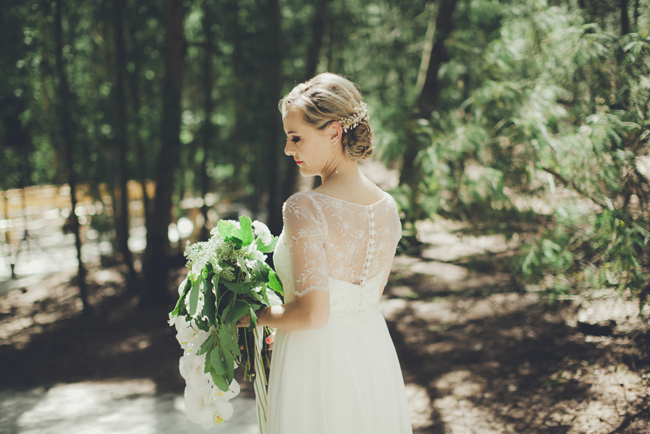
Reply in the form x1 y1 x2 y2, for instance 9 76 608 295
210 371 230 392
197 333 214 356
229 300 251 324
202 262 214 280
219 325 241 357
258 285 271 305
267 289 283 306
233 215 254 247
223 345 235 382
217 291 234 319
170 278 192 318
249 288 266 305
227 236 243 249
268 271 284 296
203 277 216 326
248 260 269 284
222 281 238 293
194 316 210 331
217 220 236 239
189 276 202 316
238 281 254 294
247 305 258 330
257 236 278 253
204 344 212 372
210 346 227 375
222 280 254 295
212 274 220 301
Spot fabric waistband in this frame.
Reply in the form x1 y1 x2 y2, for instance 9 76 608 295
327 308 381 325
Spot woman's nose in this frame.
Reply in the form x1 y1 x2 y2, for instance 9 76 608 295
284 142 295 156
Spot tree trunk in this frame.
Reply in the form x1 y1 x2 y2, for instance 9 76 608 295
620 0 630 35
112 0 138 291
53 0 91 314
125 1 152 235
399 0 457 230
228 0 250 180
143 0 186 308
200 0 215 241
304 0 328 81
283 0 329 201
265 0 283 236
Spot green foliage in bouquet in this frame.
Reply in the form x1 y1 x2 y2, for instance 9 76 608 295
169 215 283 391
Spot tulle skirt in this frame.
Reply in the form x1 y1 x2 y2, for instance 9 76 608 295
266 309 413 434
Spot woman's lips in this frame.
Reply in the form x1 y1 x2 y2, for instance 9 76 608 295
295 160 303 165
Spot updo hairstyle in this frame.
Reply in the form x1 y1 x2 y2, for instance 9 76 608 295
279 73 374 161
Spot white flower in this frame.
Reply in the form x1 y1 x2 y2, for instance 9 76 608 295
184 378 241 428
179 352 208 387
251 250 266 262
178 278 188 296
185 382 218 428
183 283 206 320
174 318 212 353
179 352 195 380
252 221 273 246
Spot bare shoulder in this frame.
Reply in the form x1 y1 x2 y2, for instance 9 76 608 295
313 174 387 206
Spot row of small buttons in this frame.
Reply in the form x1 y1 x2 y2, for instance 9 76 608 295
359 207 376 285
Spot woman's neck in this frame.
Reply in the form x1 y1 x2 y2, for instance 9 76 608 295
319 157 360 187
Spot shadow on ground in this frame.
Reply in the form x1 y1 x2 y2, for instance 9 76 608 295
1 219 650 433
382 220 650 434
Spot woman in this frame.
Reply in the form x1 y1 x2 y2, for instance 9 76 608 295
238 73 413 434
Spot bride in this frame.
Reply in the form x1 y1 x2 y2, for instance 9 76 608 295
238 72 413 434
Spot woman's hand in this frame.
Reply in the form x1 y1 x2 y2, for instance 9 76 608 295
236 312 275 350
236 314 250 328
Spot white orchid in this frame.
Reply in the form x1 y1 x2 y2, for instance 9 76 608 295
184 378 241 429
174 318 212 353
179 352 208 387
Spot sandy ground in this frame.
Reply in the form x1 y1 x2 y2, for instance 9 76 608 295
1 217 649 433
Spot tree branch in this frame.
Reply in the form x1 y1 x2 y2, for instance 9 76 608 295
541 166 610 210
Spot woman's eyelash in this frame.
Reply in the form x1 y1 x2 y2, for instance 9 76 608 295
291 137 300 143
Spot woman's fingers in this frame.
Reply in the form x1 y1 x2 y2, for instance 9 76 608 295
237 314 250 328
265 331 276 350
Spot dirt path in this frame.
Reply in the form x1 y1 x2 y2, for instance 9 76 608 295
384 220 650 434
0 218 649 433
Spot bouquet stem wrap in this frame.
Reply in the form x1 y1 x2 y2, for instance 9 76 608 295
253 326 271 434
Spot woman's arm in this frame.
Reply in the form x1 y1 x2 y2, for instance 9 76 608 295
237 289 329 332
237 193 330 332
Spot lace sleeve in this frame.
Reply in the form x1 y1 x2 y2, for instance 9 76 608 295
283 193 329 297
381 197 402 291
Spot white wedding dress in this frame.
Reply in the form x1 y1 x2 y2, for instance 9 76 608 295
266 191 413 434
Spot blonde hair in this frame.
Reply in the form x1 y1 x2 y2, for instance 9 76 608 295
279 73 374 161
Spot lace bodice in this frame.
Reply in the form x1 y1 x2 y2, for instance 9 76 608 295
272 191 401 303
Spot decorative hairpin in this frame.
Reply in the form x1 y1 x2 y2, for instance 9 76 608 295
339 102 369 132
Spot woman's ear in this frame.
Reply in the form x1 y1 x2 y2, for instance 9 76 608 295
329 121 343 144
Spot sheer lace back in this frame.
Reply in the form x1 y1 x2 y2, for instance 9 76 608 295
275 191 401 298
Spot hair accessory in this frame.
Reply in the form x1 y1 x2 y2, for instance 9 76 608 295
339 102 368 132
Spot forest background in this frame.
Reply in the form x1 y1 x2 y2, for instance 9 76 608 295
1 0 649 338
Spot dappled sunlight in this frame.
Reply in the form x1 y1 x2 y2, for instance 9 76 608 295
382 217 650 434
0 381 258 434
404 383 433 431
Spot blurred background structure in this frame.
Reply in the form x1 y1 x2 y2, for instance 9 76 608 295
1 0 650 433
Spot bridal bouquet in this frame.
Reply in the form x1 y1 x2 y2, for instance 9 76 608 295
168 215 283 430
